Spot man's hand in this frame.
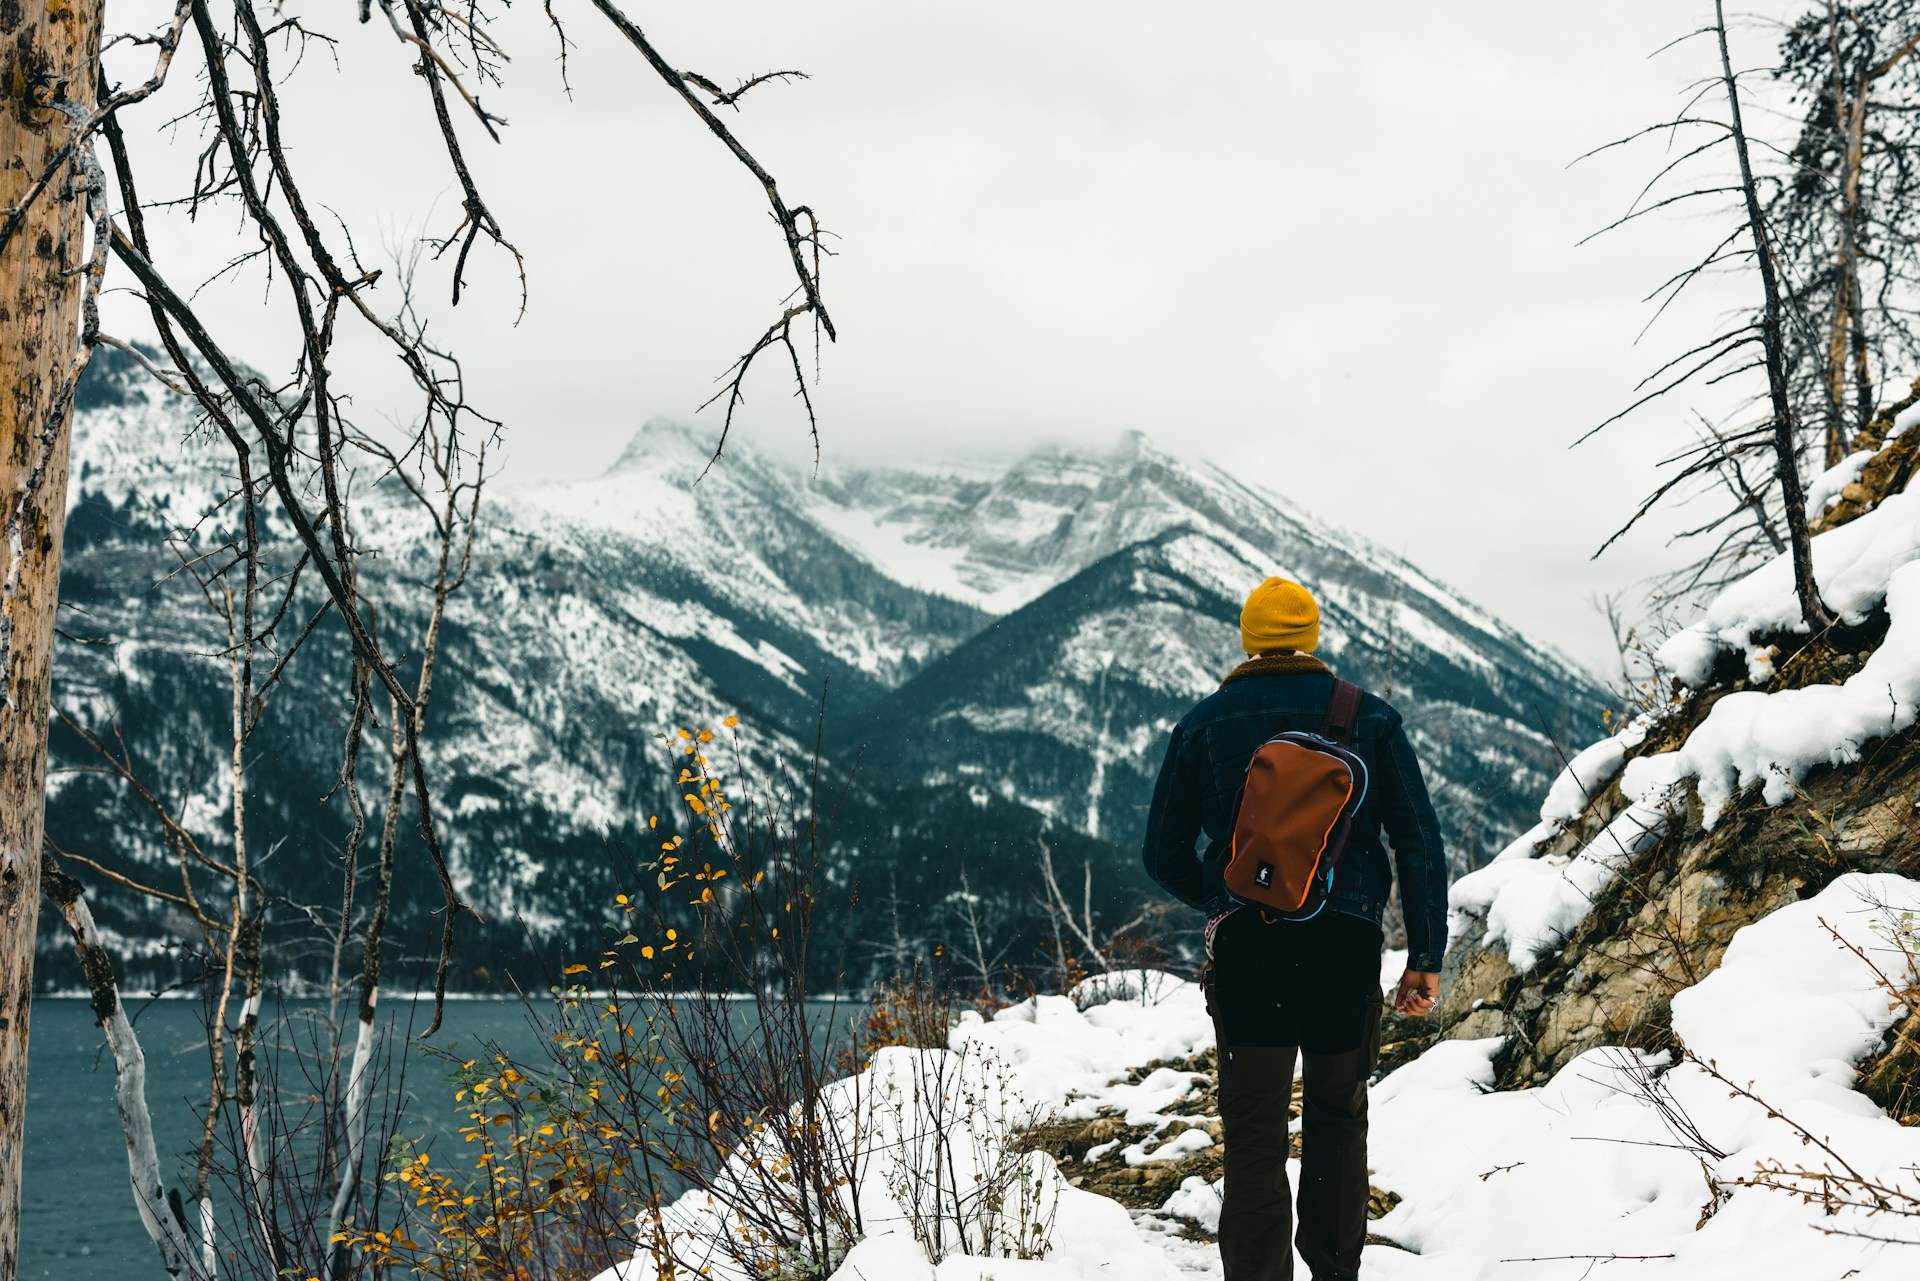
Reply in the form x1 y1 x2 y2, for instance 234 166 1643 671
1392 968 1440 1017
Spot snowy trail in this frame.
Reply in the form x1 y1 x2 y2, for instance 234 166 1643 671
601 878 1920 1281
1126 1197 1434 1280
946 876 1920 1281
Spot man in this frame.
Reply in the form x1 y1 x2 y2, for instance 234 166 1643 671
1142 576 1447 1281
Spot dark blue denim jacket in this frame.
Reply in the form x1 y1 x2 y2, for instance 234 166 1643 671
1141 666 1450 971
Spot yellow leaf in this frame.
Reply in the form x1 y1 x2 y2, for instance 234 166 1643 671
563 963 589 975
723 714 739 728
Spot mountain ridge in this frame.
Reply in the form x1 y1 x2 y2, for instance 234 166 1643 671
43 347 1609 989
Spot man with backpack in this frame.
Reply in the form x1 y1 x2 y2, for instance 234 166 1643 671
1142 576 1447 1281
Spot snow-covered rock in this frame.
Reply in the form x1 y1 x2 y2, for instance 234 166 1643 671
1658 464 1920 685
1456 445 1920 975
1806 448 1876 516
1375 874 1920 1280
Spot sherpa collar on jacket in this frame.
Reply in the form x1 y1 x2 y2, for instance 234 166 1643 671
1220 651 1332 687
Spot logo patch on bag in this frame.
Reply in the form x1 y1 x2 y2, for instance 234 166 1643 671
1254 862 1273 888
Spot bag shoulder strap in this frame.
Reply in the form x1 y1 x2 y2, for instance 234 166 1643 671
1319 679 1361 745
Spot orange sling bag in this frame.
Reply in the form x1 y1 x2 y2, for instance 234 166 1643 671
1219 680 1367 920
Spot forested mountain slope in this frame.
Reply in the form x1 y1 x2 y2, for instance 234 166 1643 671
43 349 1605 990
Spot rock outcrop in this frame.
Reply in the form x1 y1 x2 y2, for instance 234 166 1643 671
1429 382 1920 1091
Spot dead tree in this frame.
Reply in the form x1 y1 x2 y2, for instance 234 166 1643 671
1034 835 1155 980
1580 3 1835 632
47 352 483 1277
1772 2 1920 466
948 865 1013 999
39 856 197 1278
2 0 841 1274
1718 0 1836 633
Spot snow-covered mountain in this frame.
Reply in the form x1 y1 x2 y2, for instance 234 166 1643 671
43 349 1607 988
595 387 1920 1281
494 416 1602 859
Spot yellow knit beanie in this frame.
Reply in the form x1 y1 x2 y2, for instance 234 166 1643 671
1239 577 1320 655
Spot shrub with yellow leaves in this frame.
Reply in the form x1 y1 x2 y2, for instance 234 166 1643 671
333 714 868 1281
329 1014 658 1281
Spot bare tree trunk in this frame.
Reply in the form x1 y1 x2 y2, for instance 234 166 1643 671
1035 836 1109 973
952 866 1007 998
1717 0 1836 634
1823 2 1868 467
321 990 378 1279
0 4 100 1274
326 459 473 1278
40 855 195 1277
1825 256 1861 466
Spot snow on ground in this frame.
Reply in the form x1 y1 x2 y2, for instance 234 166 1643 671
1452 712 1660 971
1451 798 1670 971
592 972 1215 1281
1659 467 1920 686
955 971 1213 1118
1624 558 1920 822
1372 872 1920 1280
1539 719 1648 824
1806 448 1876 516
597 871 1919 1281
960 880 1915 1281
1897 400 1920 439
1457 554 1920 972
1458 462 1920 972
1382 948 1409 993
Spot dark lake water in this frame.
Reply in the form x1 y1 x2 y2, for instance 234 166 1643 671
23 995 859 1280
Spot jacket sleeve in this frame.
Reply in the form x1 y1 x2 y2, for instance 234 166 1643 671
1141 718 1209 911
1375 711 1450 972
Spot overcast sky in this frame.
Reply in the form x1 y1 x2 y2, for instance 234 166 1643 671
103 1 1797 674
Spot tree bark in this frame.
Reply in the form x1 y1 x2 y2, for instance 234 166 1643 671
1823 4 1869 468
0 2 100 1275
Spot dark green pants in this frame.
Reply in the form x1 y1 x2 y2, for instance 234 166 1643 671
1215 1000 1381 1281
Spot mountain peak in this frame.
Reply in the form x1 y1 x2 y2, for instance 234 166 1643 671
604 417 725 477
1017 428 1163 472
